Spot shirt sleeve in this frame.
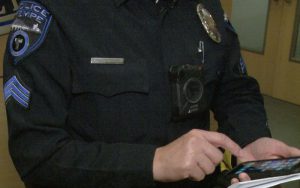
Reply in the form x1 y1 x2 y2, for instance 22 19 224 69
211 18 272 147
3 7 157 188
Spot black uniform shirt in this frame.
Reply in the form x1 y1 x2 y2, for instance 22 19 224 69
3 0 271 187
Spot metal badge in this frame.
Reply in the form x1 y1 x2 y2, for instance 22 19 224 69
197 3 222 43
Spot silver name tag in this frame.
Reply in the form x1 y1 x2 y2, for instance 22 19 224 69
91 57 125 65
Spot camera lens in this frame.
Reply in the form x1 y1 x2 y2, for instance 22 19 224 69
183 78 203 104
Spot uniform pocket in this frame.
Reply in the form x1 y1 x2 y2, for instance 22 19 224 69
71 58 149 97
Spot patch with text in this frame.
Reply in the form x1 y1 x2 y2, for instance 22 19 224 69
9 0 52 64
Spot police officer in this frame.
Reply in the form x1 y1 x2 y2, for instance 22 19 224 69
3 0 300 187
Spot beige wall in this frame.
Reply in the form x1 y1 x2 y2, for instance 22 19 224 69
0 35 7 76
221 0 232 16
0 34 25 188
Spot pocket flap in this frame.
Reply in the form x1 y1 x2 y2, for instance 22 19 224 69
72 58 149 97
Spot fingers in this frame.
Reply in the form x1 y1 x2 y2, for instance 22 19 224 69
197 153 216 175
231 178 239 184
186 138 222 181
273 143 300 158
237 150 255 162
238 137 300 162
188 145 219 181
231 173 251 185
201 131 242 157
188 159 215 181
238 173 251 181
187 161 205 181
201 141 224 165
153 129 241 182
288 146 300 157
266 140 300 158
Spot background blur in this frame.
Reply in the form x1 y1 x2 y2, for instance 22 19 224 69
0 0 299 187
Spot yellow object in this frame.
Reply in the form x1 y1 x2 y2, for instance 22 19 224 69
221 150 233 172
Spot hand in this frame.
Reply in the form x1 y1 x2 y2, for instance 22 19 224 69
239 137 300 162
231 137 300 184
152 129 242 182
231 173 251 184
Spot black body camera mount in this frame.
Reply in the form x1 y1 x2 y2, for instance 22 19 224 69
169 64 205 121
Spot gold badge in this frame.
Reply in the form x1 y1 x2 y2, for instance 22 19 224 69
197 3 222 43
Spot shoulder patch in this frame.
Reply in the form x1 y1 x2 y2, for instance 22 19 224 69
4 75 31 108
9 0 52 64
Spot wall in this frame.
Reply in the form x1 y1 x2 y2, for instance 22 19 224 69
0 35 7 75
220 0 232 16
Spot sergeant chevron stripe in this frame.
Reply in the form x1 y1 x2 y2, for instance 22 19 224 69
4 76 30 108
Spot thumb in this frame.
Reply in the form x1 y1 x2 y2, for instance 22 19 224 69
288 146 300 157
236 149 255 163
